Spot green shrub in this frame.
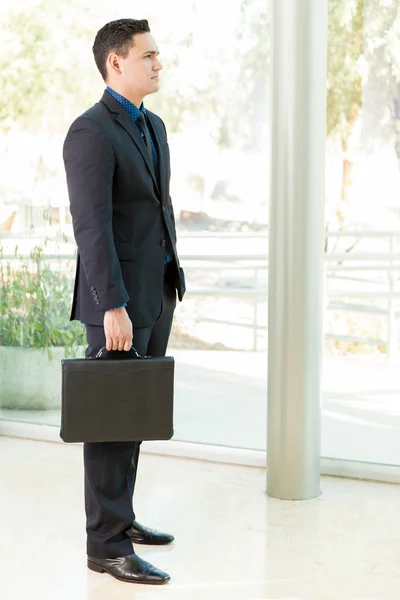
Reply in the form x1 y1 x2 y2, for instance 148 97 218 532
0 244 85 356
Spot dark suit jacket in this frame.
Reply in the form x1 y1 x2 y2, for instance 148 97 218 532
63 91 185 328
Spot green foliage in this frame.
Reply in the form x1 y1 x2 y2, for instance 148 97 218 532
360 2 400 153
1 0 399 147
0 244 85 355
0 4 52 129
327 0 400 145
0 0 100 132
327 0 365 139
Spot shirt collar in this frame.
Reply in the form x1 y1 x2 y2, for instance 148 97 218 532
105 87 146 123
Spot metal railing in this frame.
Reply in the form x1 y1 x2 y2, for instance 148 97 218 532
178 230 400 353
2 230 400 354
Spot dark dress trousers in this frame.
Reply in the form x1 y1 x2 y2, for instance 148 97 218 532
63 91 185 559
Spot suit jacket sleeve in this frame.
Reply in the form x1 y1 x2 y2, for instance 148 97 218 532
63 116 129 312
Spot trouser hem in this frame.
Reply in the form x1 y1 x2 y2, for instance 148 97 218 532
86 538 134 560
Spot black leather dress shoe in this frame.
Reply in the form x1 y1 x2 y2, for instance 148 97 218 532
87 553 170 585
127 520 175 545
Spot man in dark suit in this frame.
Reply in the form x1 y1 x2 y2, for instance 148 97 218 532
63 18 185 585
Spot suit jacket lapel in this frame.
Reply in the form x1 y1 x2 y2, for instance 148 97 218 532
100 92 159 194
146 112 166 204
116 112 160 194
146 113 177 249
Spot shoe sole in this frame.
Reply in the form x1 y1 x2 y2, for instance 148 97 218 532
87 560 170 585
129 538 175 545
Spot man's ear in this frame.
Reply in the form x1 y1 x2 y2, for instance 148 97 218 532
108 53 122 76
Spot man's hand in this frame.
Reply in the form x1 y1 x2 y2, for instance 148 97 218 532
104 307 133 351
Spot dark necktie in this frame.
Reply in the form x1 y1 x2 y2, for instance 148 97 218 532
137 112 153 165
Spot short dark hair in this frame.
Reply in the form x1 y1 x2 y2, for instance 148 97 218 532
93 18 151 81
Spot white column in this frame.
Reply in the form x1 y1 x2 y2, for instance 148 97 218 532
267 0 328 499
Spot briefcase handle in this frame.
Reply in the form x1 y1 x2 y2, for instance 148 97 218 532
90 346 143 360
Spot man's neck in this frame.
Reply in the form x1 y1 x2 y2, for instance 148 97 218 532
107 84 144 109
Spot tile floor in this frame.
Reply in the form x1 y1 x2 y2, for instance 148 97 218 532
1 436 400 600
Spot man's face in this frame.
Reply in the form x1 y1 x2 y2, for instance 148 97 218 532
117 32 163 98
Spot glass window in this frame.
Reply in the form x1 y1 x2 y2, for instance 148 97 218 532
323 0 400 466
2 0 399 471
0 0 270 453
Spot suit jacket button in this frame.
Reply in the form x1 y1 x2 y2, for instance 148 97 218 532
161 240 166 247
90 286 95 291
95 299 100 304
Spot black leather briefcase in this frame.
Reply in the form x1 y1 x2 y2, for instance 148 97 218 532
60 347 174 443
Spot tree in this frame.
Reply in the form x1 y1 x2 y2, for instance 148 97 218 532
327 0 364 223
0 0 100 133
327 0 400 227
360 1 400 165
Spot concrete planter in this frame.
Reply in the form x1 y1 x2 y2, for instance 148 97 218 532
0 346 85 410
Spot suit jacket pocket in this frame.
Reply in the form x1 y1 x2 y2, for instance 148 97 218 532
114 241 135 260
